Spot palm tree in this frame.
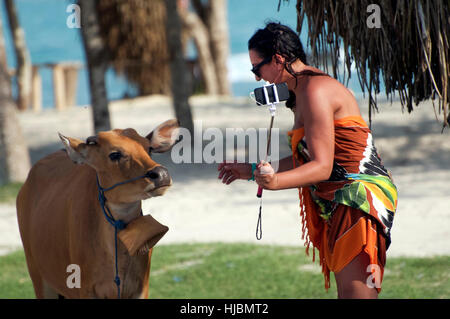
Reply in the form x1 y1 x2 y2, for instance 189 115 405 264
177 0 231 95
79 0 111 133
164 0 194 135
188 0 231 95
96 0 171 96
4 0 32 111
96 0 193 134
0 12 30 184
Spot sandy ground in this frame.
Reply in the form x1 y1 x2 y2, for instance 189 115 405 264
1 94 449 258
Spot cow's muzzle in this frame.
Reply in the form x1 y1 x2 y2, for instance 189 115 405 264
146 166 171 188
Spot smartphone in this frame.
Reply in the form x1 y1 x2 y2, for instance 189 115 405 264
253 83 289 105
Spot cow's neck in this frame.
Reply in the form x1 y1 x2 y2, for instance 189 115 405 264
105 201 142 225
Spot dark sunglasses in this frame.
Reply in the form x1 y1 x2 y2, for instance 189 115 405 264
251 56 272 77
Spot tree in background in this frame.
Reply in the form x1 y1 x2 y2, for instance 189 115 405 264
79 0 111 134
0 12 30 184
96 0 171 96
179 0 231 95
92 0 233 133
4 0 32 111
96 0 197 134
96 0 231 97
289 0 449 128
179 2 217 95
164 0 194 135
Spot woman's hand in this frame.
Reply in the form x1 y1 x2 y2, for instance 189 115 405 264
254 161 279 190
217 161 252 185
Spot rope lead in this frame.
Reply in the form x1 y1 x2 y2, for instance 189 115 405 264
256 199 263 240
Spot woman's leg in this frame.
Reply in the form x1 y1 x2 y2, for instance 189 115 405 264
334 251 379 299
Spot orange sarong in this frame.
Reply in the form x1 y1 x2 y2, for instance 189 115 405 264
288 116 396 292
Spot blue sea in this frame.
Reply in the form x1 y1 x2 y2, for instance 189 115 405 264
0 0 368 108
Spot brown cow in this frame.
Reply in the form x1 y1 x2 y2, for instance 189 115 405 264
16 119 180 298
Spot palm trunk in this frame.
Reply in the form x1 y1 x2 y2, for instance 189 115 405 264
79 0 111 134
208 0 230 95
0 13 30 184
179 8 218 95
164 0 194 135
189 0 230 96
5 0 32 111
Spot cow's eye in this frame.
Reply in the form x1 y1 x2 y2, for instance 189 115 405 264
109 152 122 161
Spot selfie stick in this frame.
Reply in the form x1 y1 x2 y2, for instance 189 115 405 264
257 84 279 198
255 84 280 240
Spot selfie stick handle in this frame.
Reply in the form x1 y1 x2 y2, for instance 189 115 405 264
256 114 274 198
257 186 263 198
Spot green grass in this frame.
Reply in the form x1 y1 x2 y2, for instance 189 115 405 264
0 182 22 204
0 250 35 298
0 243 448 299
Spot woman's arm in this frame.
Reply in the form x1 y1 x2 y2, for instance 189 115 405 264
217 155 295 185
272 155 296 173
256 84 335 190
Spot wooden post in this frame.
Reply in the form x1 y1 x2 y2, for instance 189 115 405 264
31 65 42 112
63 65 79 108
52 64 66 110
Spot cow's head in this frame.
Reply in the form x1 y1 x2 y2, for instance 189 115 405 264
58 119 179 204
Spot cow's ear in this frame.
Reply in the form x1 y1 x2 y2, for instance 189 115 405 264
58 133 88 164
145 119 180 153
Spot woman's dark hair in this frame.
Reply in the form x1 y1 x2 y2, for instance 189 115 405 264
285 90 296 110
248 22 328 90
248 22 307 65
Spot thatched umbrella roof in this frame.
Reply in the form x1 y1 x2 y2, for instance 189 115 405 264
96 0 170 96
286 0 449 128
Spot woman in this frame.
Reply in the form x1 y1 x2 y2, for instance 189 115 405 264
217 22 397 299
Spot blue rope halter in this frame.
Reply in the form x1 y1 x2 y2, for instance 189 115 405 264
96 173 149 298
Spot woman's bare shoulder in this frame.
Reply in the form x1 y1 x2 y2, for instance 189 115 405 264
306 74 341 91
299 75 360 117
295 76 334 106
